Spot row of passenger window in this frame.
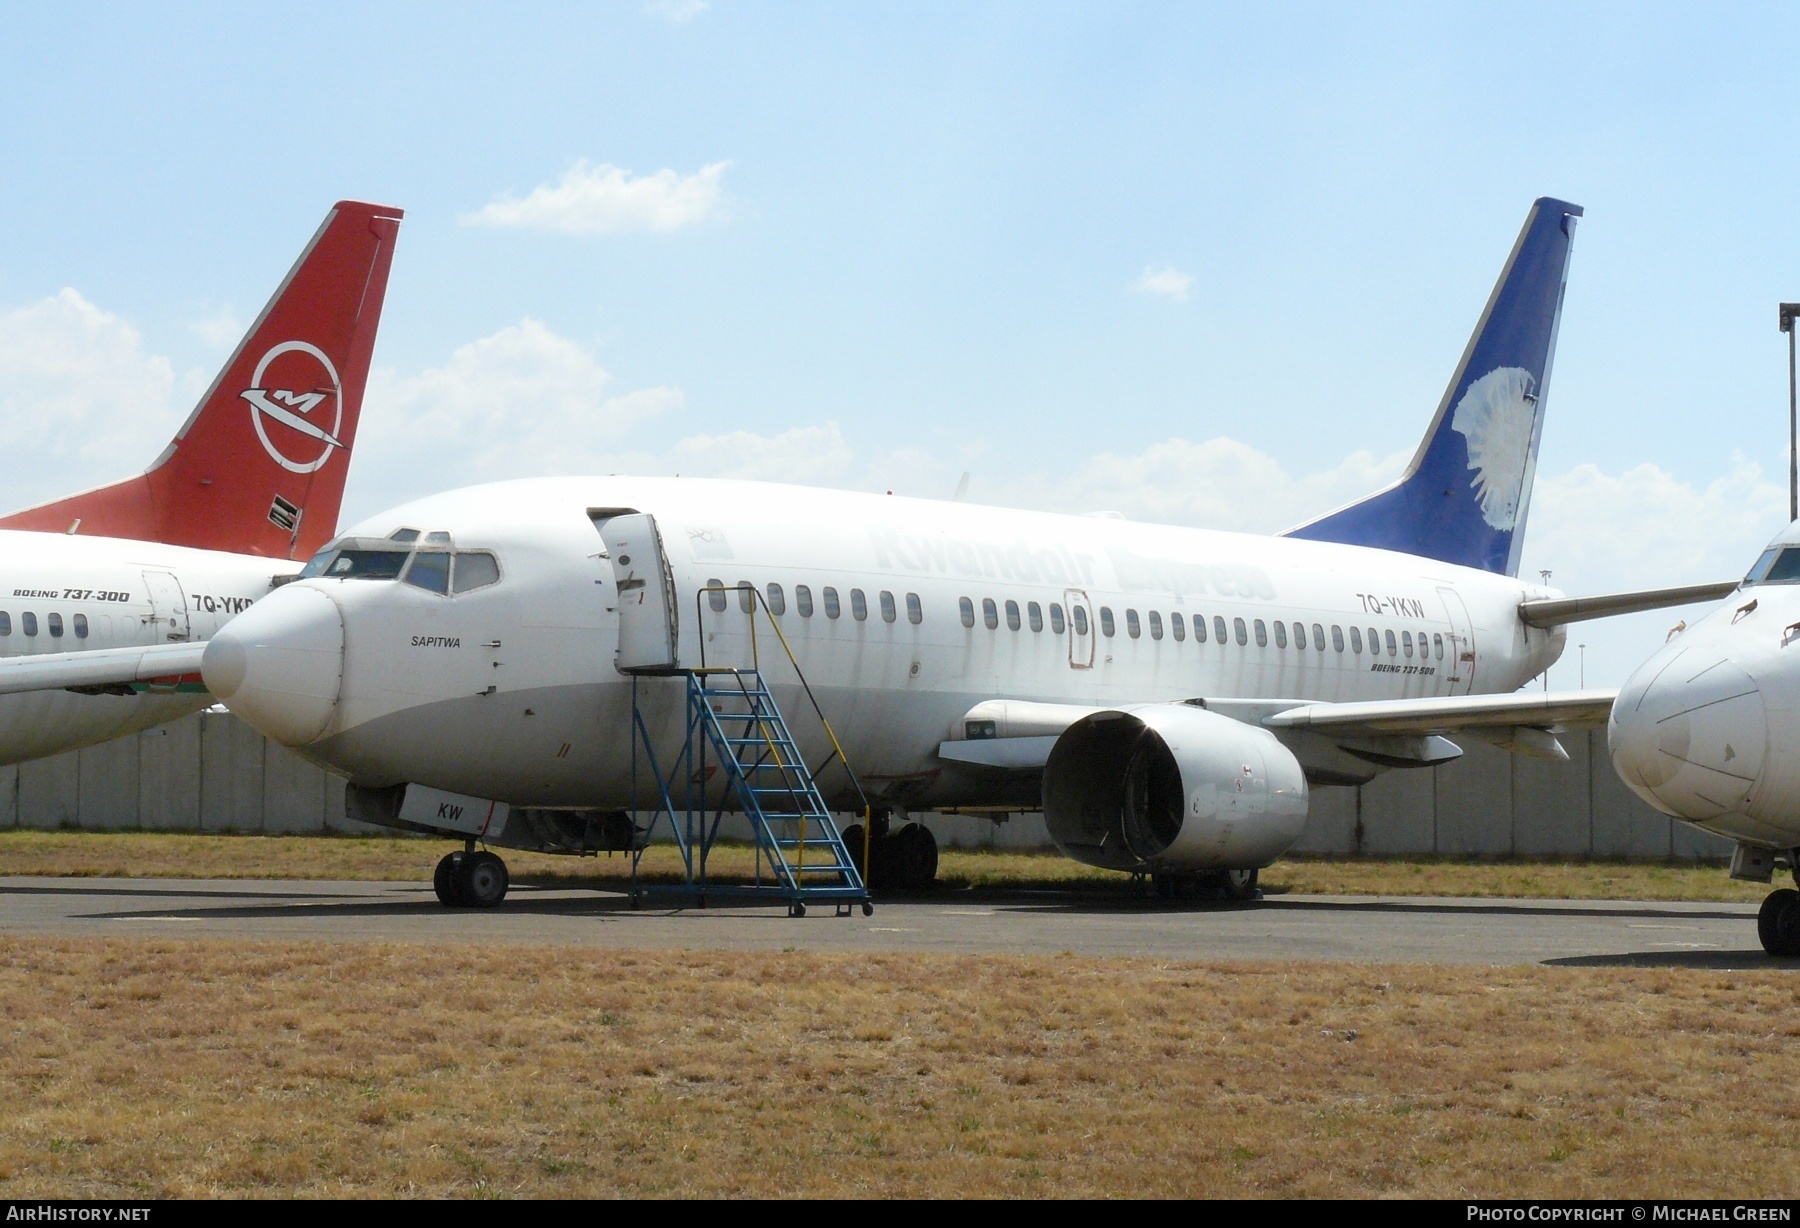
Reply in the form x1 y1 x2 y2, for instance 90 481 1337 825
701 579 1448 663
706 580 924 625
957 596 1447 660
0 611 90 639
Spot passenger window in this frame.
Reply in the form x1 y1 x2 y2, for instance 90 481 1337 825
1331 625 1344 653
1385 629 1398 656
824 587 841 619
1233 617 1247 646
1005 600 1020 631
1170 612 1184 642
23 612 37 637
1293 622 1306 650
960 596 975 628
1402 630 1414 658
1434 633 1445 660
1126 609 1140 639
402 551 451 594
1073 606 1089 636
1027 601 1043 632
1313 623 1326 652
1368 627 1380 655
74 613 88 639
1273 621 1287 649
1050 603 1066 634
880 591 897 623
983 598 999 630
1149 611 1163 640
48 613 63 638
796 584 814 617
1350 626 1363 654
707 579 727 613
1193 614 1208 643
851 589 868 621
0 612 9 636
907 593 923 625
1254 619 1268 648
451 552 501 594
738 582 755 614
767 583 786 615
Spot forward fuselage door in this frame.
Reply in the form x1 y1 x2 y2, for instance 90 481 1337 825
142 570 190 642
597 513 680 674
1437 585 1475 695
1066 588 1095 669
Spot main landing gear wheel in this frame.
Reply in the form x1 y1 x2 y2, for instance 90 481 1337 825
1757 888 1800 957
1220 867 1260 902
433 850 510 908
840 821 939 892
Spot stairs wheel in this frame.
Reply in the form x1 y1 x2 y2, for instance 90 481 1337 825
861 902 874 917
457 851 509 908
790 902 807 918
433 852 467 907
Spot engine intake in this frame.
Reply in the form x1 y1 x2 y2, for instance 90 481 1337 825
1043 704 1308 872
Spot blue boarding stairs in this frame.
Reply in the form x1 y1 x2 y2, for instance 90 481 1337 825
627 587 873 917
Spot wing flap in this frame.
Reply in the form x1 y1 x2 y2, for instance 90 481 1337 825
1263 688 1617 737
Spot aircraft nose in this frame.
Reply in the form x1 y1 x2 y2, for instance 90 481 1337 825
1609 652 1765 821
203 585 344 746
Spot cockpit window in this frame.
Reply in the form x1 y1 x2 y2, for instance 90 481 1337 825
403 551 451 594
324 549 411 579
425 530 452 545
388 528 421 543
1743 547 1800 586
452 551 501 593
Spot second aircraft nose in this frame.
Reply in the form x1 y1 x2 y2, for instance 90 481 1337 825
203 585 345 746
1609 652 1766 822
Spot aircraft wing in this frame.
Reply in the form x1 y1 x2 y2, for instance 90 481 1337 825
0 641 209 697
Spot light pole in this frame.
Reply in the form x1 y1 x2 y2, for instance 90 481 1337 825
1783 303 1800 522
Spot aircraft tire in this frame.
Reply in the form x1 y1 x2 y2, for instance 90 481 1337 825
895 823 938 890
458 851 509 908
1758 888 1800 957
433 853 467 907
1221 867 1260 902
840 824 867 879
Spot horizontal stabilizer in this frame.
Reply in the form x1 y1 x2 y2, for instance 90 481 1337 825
1518 581 1738 628
1263 688 1617 738
0 641 207 697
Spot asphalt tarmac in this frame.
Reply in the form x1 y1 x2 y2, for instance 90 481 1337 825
0 876 1782 968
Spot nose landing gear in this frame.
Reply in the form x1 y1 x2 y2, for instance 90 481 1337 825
433 847 510 908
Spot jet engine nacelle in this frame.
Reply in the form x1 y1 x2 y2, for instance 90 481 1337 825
1043 704 1309 872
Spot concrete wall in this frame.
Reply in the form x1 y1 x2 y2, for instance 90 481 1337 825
0 712 1736 861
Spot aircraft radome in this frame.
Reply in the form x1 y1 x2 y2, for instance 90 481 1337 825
1611 533 1800 956
204 197 1726 911
0 201 402 765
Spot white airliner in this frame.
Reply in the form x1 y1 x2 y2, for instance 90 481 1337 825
0 200 402 764
203 197 1720 909
1611 531 1800 956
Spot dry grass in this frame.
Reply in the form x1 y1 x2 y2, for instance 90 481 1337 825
0 830 1772 902
0 938 1796 1198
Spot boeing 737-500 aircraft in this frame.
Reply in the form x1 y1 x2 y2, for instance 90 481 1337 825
0 200 401 764
202 197 1723 909
1611 532 1800 956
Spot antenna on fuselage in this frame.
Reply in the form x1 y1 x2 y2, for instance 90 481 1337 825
952 472 970 502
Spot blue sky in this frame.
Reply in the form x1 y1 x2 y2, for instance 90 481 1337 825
2 3 1799 684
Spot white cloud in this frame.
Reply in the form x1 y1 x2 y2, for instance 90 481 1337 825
464 161 730 235
644 0 708 21
0 289 193 507
355 318 683 503
189 304 242 349
1135 265 1193 302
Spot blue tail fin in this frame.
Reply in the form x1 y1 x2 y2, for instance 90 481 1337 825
1284 197 1582 576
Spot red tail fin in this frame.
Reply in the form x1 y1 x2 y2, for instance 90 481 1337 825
0 200 403 559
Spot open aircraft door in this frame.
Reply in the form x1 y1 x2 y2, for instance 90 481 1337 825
1437 586 1475 696
596 513 680 674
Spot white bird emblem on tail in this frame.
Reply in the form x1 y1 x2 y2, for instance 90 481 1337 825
1450 365 1539 530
